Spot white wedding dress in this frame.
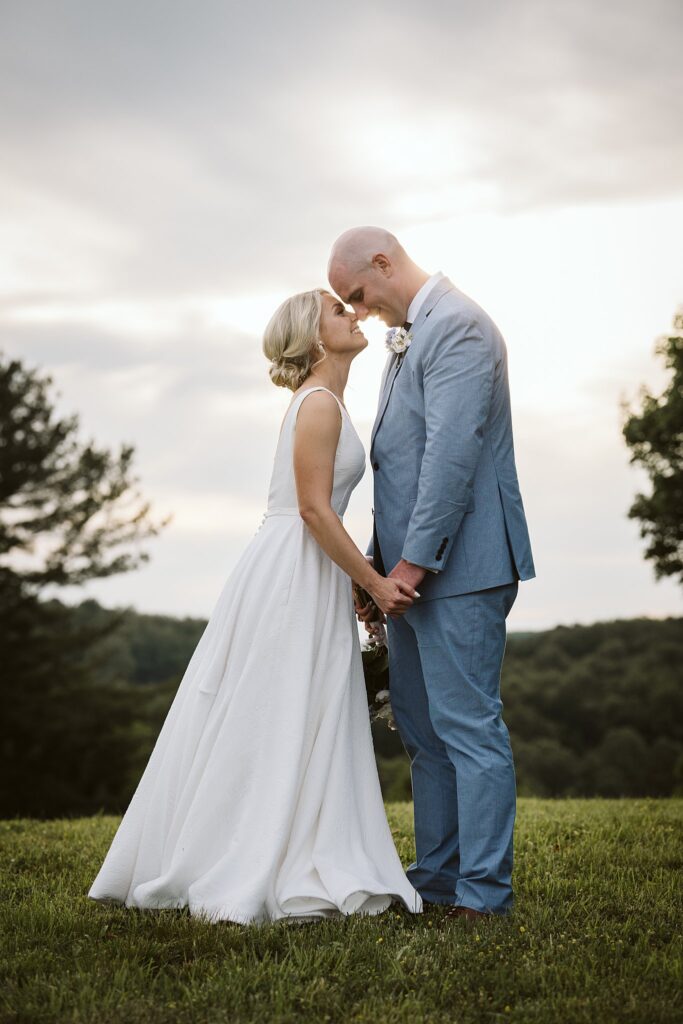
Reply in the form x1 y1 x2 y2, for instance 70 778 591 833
88 385 422 925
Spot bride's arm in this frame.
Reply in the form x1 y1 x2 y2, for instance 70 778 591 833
293 390 418 618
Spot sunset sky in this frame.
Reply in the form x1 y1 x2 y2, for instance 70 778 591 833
2 0 682 630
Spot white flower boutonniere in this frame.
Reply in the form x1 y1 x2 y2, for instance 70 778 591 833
385 326 413 355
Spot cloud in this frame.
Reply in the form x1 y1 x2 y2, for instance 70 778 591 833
0 0 681 307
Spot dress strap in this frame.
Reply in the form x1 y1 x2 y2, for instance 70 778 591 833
285 387 346 432
293 386 345 415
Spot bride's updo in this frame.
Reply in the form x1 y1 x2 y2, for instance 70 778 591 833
263 289 328 391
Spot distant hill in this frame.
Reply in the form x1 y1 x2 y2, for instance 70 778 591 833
68 600 683 800
65 597 551 687
3 599 681 816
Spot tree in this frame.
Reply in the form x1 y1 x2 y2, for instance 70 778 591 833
622 309 683 586
0 355 169 598
0 352 170 817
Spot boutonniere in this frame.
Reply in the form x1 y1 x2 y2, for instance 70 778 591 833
385 326 413 355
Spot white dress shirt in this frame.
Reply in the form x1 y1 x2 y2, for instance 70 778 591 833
406 271 444 325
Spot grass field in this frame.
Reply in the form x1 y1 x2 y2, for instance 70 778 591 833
1 799 681 1024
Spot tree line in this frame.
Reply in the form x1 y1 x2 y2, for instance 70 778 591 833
1 598 681 817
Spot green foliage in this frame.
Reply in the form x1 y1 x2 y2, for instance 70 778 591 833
0 583 141 817
376 755 413 802
622 308 683 585
68 598 207 686
0 354 169 592
503 617 683 798
1 800 681 1023
0 353 170 818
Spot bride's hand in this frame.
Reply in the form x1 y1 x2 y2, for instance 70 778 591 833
369 576 419 618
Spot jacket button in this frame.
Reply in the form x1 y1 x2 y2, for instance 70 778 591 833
372 461 379 470
435 552 443 561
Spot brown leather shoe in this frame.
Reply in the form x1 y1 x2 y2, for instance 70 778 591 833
440 905 492 926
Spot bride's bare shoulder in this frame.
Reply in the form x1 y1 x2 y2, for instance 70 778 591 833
293 388 342 433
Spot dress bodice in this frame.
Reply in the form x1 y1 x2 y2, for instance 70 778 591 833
266 386 366 519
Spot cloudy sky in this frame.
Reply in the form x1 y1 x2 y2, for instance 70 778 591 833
2 0 682 630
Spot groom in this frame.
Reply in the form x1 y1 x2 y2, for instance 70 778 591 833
328 227 535 921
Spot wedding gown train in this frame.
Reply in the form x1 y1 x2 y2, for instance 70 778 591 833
88 385 423 924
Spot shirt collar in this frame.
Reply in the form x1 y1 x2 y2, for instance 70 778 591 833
406 271 444 326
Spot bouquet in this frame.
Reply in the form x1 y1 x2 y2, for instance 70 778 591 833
355 584 397 731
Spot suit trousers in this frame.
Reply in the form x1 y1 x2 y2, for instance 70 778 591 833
387 580 519 915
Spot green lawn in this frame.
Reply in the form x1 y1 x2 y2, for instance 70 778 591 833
1 800 681 1024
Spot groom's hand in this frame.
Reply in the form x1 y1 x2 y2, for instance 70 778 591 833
388 559 427 592
353 577 384 624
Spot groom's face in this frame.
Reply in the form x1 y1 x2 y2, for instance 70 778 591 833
330 260 406 328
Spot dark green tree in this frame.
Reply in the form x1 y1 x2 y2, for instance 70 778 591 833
622 309 683 586
0 353 170 816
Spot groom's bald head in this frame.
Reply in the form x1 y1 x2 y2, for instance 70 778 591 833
327 226 429 328
328 227 405 277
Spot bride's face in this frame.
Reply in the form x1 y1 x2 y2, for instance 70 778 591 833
318 292 368 357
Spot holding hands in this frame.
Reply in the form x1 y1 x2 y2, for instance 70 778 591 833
353 555 422 632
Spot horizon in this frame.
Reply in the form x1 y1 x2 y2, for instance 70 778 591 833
56 591 682 636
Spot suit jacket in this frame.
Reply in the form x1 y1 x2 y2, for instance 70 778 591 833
367 275 536 600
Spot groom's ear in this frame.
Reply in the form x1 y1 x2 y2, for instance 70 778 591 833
372 253 393 276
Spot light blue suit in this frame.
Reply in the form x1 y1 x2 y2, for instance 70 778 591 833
367 275 535 914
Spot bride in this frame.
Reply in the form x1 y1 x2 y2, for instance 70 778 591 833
87 288 423 925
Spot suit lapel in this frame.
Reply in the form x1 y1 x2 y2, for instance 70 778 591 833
371 353 402 449
377 351 396 402
370 276 455 454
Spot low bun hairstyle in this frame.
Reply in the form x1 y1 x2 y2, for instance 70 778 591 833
263 289 328 391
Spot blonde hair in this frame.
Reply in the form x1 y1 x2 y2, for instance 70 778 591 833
263 289 329 391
